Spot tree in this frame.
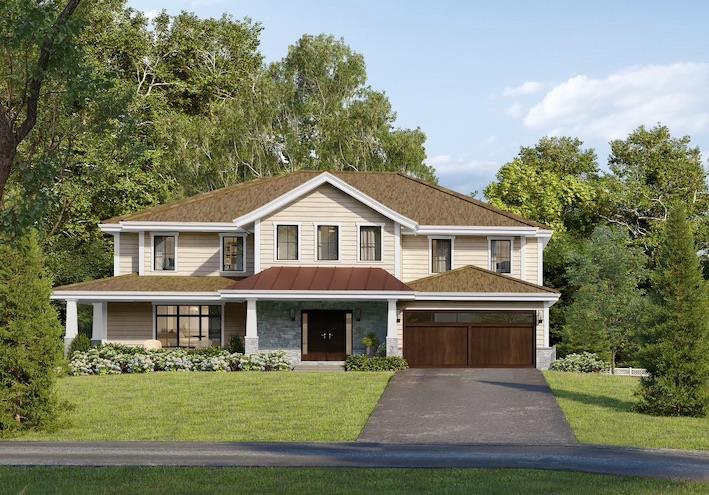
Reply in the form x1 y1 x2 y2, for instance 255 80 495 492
562 226 648 370
0 0 83 207
636 204 709 417
0 232 63 434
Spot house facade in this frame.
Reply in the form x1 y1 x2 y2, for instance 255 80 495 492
52 171 560 369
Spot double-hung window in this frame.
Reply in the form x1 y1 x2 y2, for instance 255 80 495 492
490 239 512 274
222 235 245 272
359 226 382 261
317 225 339 261
277 225 299 260
153 235 176 271
431 238 452 273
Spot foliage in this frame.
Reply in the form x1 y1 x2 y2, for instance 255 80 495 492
635 205 709 417
68 333 92 355
361 332 380 355
549 353 607 373
226 335 245 354
68 345 291 375
345 355 408 371
0 232 63 435
561 227 649 368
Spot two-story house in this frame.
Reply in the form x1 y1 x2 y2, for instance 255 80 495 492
52 171 560 369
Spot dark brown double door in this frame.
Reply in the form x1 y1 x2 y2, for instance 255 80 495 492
403 312 535 368
302 310 348 361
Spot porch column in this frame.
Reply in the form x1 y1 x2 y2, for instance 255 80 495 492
543 307 550 348
92 302 108 344
64 299 78 355
245 298 259 354
386 299 401 357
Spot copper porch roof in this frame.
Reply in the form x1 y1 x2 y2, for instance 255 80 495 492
227 266 413 292
407 265 559 294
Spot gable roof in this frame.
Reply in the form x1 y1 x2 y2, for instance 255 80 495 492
407 265 559 294
104 171 548 229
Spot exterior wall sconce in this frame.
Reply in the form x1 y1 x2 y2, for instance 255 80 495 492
354 308 362 322
289 308 296 321
537 310 544 326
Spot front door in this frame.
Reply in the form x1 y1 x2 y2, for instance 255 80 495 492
303 310 347 361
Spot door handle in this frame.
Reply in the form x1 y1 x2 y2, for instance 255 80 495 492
321 332 327 339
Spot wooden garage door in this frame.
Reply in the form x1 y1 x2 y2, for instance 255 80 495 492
403 311 535 368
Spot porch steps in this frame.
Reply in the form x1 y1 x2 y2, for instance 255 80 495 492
293 361 346 372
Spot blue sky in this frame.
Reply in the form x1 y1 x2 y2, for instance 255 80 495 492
129 0 709 194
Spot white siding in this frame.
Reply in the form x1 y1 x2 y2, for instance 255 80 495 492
118 233 138 275
522 237 540 284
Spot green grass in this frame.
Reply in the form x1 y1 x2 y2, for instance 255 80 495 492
544 371 709 450
2 467 706 495
10 372 392 441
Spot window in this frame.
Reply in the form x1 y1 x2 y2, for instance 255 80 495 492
317 225 339 260
359 226 382 261
153 235 176 271
491 239 511 273
277 225 299 260
431 238 452 273
222 236 244 272
156 305 221 347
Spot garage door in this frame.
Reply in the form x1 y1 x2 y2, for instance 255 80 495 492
403 311 535 368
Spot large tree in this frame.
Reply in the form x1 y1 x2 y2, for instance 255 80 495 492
636 204 709 417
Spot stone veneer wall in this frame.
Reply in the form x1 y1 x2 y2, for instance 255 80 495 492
257 301 387 363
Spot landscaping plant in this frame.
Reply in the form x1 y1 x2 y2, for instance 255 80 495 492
68 333 92 355
345 355 408 371
549 352 607 373
361 332 380 357
635 205 709 417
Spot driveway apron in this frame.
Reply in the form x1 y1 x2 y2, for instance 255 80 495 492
358 368 577 444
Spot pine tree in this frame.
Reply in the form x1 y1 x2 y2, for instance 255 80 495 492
635 205 709 416
0 232 63 434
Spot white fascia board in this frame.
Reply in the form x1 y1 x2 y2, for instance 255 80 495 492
232 172 418 230
51 291 222 302
535 230 553 248
99 222 246 233
221 290 416 301
411 226 540 236
413 292 560 303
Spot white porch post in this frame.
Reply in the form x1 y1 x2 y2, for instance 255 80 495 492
543 307 550 348
64 299 78 355
386 299 401 357
245 298 258 354
92 302 108 344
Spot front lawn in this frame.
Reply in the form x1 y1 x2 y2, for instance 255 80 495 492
544 371 709 450
3 467 706 495
10 372 392 442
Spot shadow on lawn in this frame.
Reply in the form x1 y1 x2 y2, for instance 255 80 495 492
551 388 635 413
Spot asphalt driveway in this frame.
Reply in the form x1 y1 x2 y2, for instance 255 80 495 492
358 368 577 444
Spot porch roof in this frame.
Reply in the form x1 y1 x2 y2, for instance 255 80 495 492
407 265 559 294
226 266 413 292
53 274 243 293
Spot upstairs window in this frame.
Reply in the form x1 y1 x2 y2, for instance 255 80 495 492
317 225 339 261
491 239 511 274
359 226 382 261
222 236 245 272
153 235 176 271
277 224 299 260
431 238 452 273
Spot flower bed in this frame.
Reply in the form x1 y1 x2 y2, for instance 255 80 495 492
68 344 291 375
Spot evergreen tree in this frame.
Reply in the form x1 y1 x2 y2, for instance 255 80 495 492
0 232 63 434
635 205 709 416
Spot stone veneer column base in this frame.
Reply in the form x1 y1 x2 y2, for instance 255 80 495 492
244 337 259 355
386 337 401 357
536 346 556 370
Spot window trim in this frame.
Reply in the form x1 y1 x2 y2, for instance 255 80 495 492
273 223 302 262
428 236 455 275
150 232 179 274
488 236 514 275
313 223 342 262
357 223 386 264
219 233 247 275
152 303 223 347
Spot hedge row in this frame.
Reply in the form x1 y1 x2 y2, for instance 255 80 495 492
345 355 408 371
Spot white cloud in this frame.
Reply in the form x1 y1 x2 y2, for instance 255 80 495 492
520 62 709 140
502 81 544 97
428 154 501 194
505 103 526 119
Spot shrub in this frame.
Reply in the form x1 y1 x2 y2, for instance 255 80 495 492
375 342 387 357
69 333 92 355
226 335 245 354
550 352 607 373
345 355 408 371
361 332 380 356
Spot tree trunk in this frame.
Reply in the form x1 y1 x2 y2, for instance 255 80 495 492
610 350 616 374
0 135 16 209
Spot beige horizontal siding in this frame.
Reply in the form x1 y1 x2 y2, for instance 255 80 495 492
224 302 246 345
260 184 396 274
523 237 540 284
119 233 138 275
107 302 152 345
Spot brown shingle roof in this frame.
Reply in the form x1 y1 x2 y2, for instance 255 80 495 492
228 266 412 292
104 171 548 228
407 265 559 294
53 274 243 292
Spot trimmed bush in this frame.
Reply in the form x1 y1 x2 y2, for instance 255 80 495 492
68 333 92 355
68 344 291 375
550 352 607 373
226 335 245 354
345 355 408 371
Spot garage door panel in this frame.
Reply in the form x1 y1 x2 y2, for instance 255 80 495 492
468 326 534 367
404 326 467 367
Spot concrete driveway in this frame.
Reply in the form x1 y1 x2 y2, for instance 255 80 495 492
358 368 577 444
